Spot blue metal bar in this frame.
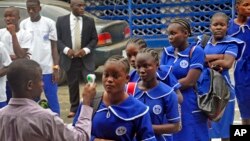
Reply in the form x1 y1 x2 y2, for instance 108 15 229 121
128 0 132 37
232 0 236 19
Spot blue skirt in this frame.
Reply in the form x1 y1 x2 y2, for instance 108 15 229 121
209 100 235 138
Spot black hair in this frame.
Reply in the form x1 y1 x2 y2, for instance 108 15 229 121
211 12 229 24
236 0 244 4
170 18 192 36
138 48 159 64
126 37 147 49
105 55 130 74
26 0 40 5
5 6 20 16
7 59 40 94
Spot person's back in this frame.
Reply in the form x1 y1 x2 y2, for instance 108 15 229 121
0 99 57 141
0 59 96 141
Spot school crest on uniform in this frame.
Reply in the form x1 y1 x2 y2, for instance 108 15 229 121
180 60 189 68
116 126 127 136
153 105 162 115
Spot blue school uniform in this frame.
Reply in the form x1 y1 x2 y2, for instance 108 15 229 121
160 44 209 141
228 18 250 119
199 35 240 138
129 65 181 91
133 81 180 141
91 96 156 141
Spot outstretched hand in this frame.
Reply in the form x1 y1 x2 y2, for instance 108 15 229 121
82 83 97 106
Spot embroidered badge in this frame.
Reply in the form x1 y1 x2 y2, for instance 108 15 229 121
115 126 127 136
180 60 189 68
43 33 49 41
153 105 162 115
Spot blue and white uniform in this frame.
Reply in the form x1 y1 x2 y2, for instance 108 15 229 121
129 65 181 91
228 18 250 119
160 44 209 141
198 35 240 138
91 96 156 141
133 81 180 141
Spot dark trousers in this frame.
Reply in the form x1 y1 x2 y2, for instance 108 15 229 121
66 58 91 113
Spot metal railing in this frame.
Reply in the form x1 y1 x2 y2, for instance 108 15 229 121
85 0 234 48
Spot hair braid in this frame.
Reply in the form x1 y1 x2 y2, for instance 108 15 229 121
138 48 159 63
106 55 130 73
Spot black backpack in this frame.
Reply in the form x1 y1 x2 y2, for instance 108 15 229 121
91 92 103 118
196 68 230 121
192 35 230 121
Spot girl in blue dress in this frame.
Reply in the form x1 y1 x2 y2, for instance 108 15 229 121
125 38 183 103
160 19 209 141
91 55 156 141
199 12 242 141
133 48 181 141
227 0 250 125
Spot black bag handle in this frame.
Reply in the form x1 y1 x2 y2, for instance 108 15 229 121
91 91 103 119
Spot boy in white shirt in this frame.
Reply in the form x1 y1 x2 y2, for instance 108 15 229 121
0 6 31 103
0 42 12 108
20 0 60 114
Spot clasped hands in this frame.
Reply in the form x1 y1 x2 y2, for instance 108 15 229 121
67 49 86 59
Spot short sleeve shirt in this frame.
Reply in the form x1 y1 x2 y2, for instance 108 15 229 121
0 28 31 56
20 16 57 74
0 43 11 102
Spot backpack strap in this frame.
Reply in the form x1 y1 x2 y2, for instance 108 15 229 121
189 46 196 58
91 91 103 118
127 82 137 96
200 34 210 48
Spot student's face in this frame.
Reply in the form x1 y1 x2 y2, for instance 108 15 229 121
210 16 228 41
135 53 158 82
26 1 41 21
167 23 188 49
4 8 19 25
126 43 140 69
102 62 129 95
71 0 85 16
236 0 250 17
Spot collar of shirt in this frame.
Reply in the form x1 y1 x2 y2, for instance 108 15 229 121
134 81 174 99
97 96 149 121
165 44 194 58
8 98 39 107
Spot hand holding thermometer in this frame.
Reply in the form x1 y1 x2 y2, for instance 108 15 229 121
87 74 96 85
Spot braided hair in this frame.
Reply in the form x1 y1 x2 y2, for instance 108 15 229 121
211 12 229 24
236 0 244 4
170 18 192 36
126 38 147 49
138 48 159 64
105 55 130 74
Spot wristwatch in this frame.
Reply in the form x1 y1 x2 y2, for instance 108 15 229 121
53 65 60 70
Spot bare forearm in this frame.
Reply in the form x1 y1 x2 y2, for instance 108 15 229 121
12 34 27 58
206 54 224 62
179 77 197 90
210 59 233 69
153 123 180 134
0 67 8 77
51 40 59 65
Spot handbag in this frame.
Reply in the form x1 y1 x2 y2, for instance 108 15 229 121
195 68 230 122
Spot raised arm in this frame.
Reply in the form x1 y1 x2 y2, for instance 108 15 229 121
52 83 96 141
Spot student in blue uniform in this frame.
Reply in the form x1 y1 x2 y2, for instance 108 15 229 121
125 38 183 103
132 48 181 141
90 55 156 141
227 0 250 125
201 12 242 141
160 18 209 141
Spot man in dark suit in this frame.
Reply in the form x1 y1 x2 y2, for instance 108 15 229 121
56 0 97 118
